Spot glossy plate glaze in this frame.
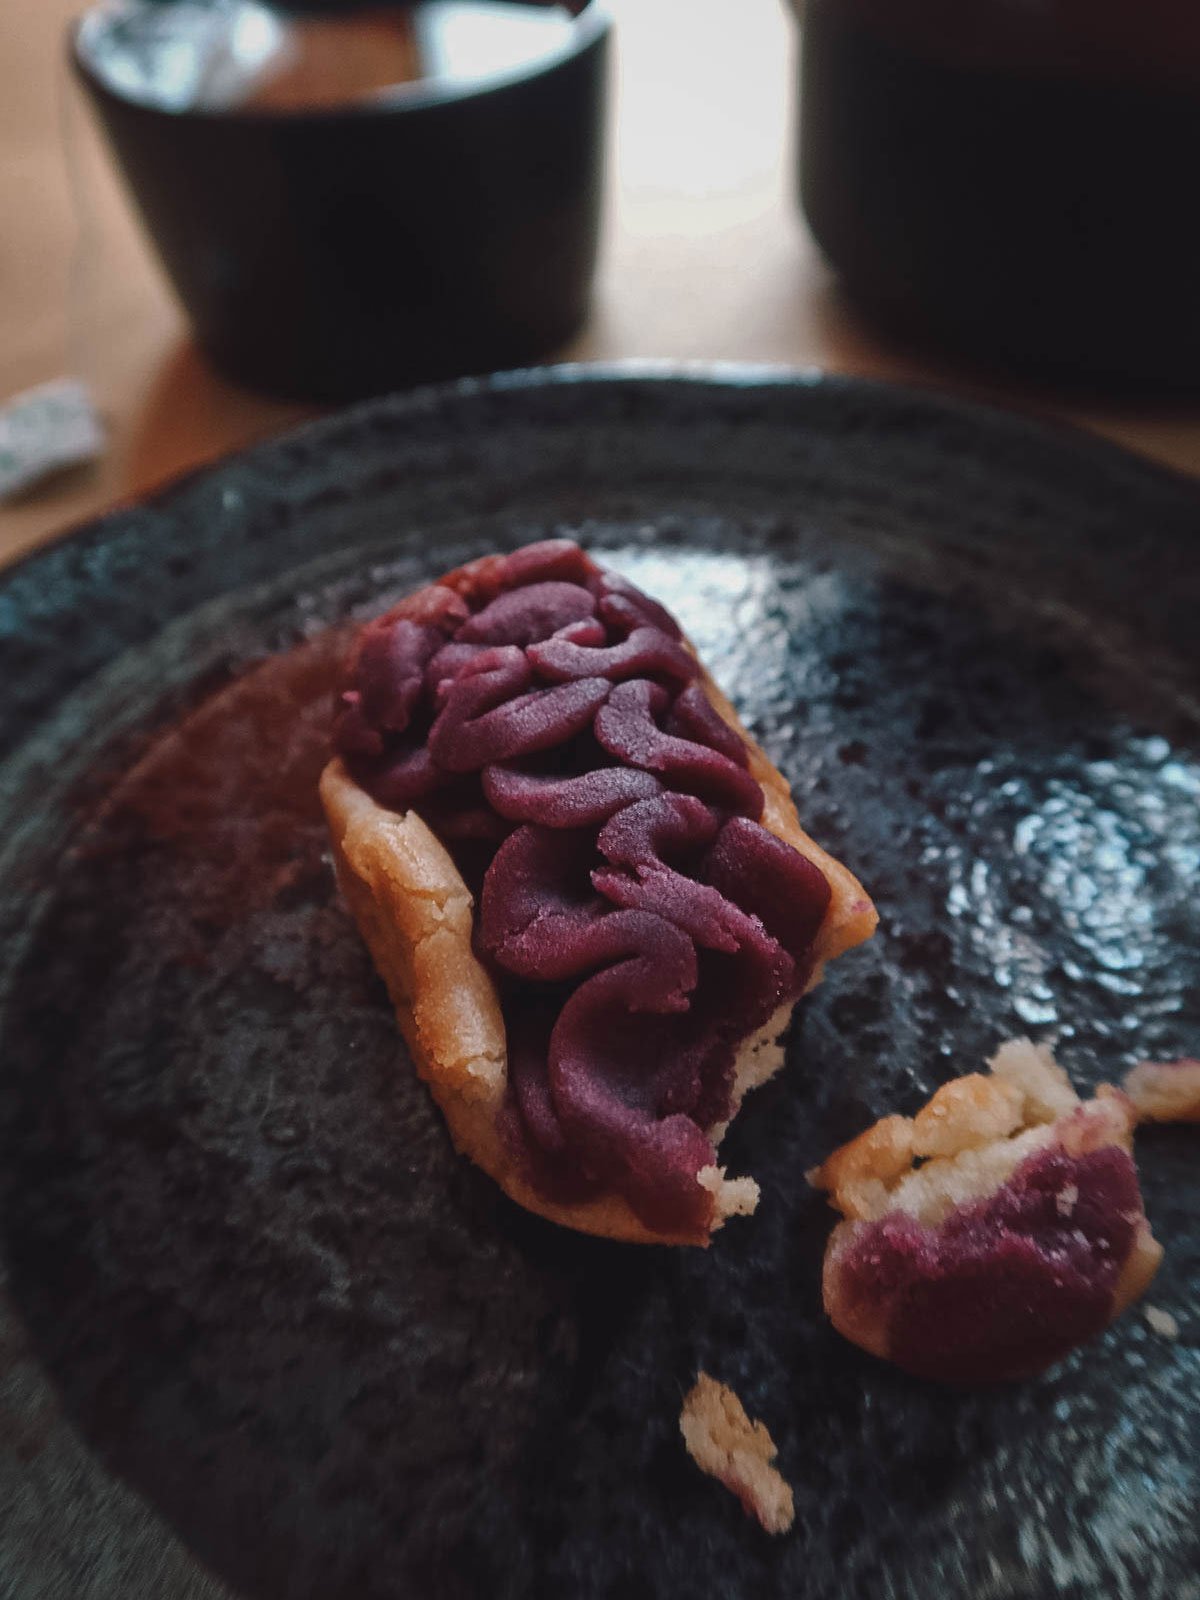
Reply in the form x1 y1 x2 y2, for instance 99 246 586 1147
0 367 1196 1600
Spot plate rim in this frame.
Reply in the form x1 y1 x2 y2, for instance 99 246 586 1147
6 360 1198 600
0 359 1197 1600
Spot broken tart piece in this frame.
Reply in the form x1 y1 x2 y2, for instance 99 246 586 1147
320 539 876 1245
809 1039 1163 1382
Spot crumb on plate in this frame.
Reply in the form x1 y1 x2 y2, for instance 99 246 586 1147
679 1372 794 1535
1144 1305 1180 1340
1123 1058 1200 1125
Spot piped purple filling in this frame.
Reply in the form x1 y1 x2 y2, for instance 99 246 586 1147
833 1143 1143 1382
334 541 831 1233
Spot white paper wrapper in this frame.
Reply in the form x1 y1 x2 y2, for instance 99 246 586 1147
0 379 105 502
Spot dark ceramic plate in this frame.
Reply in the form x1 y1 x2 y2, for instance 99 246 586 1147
0 367 1197 1600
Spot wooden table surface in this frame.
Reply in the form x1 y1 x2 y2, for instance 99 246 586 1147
3 0 1199 567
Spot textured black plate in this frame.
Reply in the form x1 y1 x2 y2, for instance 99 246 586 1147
0 367 1197 1600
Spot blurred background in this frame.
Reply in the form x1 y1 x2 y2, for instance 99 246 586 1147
2 0 1199 561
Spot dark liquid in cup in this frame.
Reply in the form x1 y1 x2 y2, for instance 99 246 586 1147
799 0 1200 392
78 1 577 113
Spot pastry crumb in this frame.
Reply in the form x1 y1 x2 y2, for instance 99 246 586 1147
1122 1058 1200 1125
680 1373 794 1535
698 1164 761 1223
1144 1305 1180 1340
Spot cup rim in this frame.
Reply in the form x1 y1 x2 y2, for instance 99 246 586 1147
71 0 611 125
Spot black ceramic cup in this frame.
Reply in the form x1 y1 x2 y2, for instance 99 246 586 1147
795 0 1200 394
73 2 610 403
